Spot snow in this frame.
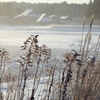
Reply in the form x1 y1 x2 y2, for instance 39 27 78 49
0 25 99 50
14 9 33 19
49 14 60 18
2 76 52 100
36 13 52 23
60 16 70 19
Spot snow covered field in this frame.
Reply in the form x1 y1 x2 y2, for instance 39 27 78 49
0 25 99 49
0 25 100 100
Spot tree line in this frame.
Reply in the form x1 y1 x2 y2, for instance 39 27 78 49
85 0 100 19
0 1 99 19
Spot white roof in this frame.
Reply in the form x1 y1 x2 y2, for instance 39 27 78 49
14 9 33 19
49 14 60 18
60 16 70 19
36 13 52 23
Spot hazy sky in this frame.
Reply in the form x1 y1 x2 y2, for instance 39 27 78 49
1 0 89 4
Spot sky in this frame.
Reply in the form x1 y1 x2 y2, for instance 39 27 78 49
1 0 90 4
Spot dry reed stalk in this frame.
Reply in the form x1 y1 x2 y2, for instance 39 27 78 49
47 61 57 100
0 48 10 100
81 15 94 61
80 16 86 54
71 15 100 100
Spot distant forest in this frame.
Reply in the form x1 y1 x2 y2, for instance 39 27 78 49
0 0 100 19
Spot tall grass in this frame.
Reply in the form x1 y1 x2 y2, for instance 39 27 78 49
0 16 100 100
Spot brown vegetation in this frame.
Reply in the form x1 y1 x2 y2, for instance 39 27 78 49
0 16 100 100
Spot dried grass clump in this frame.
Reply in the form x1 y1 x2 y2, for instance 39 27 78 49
2 69 16 82
42 15 100 100
0 48 10 83
18 35 52 100
0 15 100 100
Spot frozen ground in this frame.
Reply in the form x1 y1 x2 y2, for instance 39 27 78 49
0 25 99 48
